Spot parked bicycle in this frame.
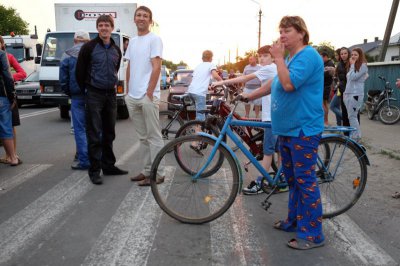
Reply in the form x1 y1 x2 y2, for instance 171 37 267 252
150 97 369 224
365 76 400 125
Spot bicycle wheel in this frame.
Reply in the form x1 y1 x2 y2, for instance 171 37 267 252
159 110 184 140
317 136 367 218
175 120 219 138
150 135 240 224
175 120 224 177
378 104 400 125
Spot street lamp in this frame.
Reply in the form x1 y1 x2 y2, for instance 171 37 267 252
250 0 262 49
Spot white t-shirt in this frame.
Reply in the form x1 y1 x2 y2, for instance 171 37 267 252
188 62 217 97
125 32 163 99
254 63 277 121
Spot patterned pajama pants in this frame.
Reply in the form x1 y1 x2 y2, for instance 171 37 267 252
278 132 325 244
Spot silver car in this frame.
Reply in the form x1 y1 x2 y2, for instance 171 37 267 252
15 71 41 107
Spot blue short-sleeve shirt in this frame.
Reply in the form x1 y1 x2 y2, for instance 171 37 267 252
271 46 324 137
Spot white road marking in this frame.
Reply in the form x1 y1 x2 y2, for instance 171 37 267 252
82 166 175 266
326 214 397 266
0 171 91 265
0 164 52 195
0 143 141 265
20 108 59 119
210 168 264 266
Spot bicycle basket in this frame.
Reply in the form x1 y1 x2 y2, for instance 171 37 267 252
183 95 194 105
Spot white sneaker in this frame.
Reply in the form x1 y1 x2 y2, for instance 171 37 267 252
242 180 263 195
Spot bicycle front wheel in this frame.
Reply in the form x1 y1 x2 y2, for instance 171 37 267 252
150 135 240 224
378 104 400 125
159 110 184 140
317 136 367 218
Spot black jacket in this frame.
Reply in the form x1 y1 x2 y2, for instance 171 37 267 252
0 50 15 102
76 36 122 92
336 61 348 94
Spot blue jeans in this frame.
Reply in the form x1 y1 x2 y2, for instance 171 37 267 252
189 93 206 121
0 97 13 139
329 94 342 126
71 98 90 167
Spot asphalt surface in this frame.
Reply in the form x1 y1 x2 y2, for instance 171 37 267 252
0 100 399 266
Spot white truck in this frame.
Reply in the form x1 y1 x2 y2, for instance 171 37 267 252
2 34 41 76
39 3 137 119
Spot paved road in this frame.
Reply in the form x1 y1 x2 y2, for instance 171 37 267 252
0 104 399 266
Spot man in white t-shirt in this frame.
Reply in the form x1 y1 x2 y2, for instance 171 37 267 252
188 50 222 121
212 45 283 195
124 6 165 186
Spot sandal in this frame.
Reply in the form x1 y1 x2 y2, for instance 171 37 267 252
0 158 9 164
392 192 400 199
287 238 325 250
273 220 296 232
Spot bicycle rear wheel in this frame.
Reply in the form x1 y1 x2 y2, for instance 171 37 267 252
378 104 400 125
150 135 240 224
175 120 224 177
317 136 367 218
159 110 184 140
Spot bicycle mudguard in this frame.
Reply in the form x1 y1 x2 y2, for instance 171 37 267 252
322 134 370 166
197 132 244 192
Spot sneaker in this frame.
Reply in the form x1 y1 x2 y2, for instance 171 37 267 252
242 180 263 195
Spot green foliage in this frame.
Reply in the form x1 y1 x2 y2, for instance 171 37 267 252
163 59 188 71
315 42 336 59
0 5 29 36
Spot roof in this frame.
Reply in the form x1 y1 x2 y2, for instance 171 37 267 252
389 32 400 45
349 39 382 53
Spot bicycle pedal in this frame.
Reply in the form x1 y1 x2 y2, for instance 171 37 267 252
261 200 272 211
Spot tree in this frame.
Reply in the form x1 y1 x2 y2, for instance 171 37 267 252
315 42 335 59
0 5 29 36
162 59 189 71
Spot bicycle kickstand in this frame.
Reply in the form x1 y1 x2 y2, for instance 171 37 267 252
260 186 278 211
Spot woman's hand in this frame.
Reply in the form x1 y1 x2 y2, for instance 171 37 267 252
270 39 285 60
211 81 224 88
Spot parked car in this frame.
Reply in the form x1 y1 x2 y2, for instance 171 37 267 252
15 71 41 107
167 69 223 118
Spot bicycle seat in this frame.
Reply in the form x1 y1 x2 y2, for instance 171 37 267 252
367 90 382 97
171 94 193 105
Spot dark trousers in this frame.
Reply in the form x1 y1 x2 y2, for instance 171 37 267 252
85 88 117 176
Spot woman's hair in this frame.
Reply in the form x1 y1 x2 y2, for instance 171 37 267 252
279 16 309 45
351 47 367 72
96 15 114 28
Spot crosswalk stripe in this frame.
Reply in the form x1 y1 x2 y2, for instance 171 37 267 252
0 143 141 265
210 168 265 265
0 171 91 264
326 214 397 265
20 108 58 119
0 164 52 195
82 166 175 266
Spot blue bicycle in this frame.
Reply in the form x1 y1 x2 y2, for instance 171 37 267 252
150 94 369 224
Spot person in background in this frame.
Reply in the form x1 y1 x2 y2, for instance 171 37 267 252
336 47 352 133
213 45 283 195
76 15 129 185
125 6 166 186
320 51 335 126
330 48 342 126
343 47 368 141
0 35 25 165
0 48 18 166
60 30 91 170
242 55 261 118
240 16 325 250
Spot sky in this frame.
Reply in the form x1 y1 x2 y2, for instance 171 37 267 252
2 0 400 68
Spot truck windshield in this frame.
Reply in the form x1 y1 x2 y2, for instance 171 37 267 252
41 33 120 66
6 45 25 63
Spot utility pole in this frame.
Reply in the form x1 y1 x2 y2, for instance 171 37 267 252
258 8 262 49
379 0 399 61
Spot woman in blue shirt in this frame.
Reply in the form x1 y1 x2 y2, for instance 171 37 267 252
242 16 325 250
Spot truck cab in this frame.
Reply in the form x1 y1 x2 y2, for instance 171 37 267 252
39 31 130 119
2 34 41 77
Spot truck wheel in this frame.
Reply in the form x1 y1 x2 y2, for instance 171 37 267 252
118 105 129 120
60 105 70 119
